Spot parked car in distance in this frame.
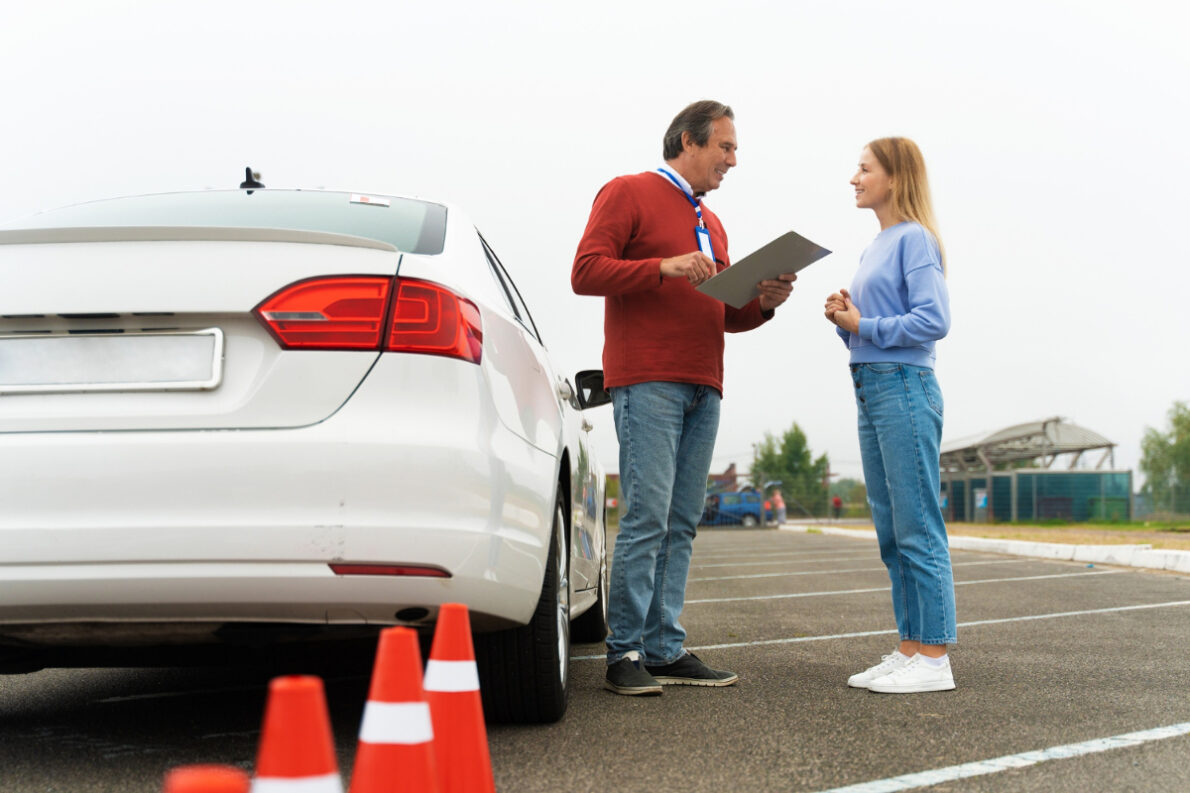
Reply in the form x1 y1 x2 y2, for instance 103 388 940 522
700 490 773 527
0 175 611 724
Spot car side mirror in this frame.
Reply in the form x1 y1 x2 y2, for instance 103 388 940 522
574 369 611 409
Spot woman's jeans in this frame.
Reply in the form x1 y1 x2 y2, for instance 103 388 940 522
852 363 957 645
606 382 720 664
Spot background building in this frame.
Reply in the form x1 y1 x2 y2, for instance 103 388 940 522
940 417 1131 523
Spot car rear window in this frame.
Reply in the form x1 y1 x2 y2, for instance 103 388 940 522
3 190 448 254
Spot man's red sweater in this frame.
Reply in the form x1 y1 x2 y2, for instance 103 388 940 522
571 171 770 395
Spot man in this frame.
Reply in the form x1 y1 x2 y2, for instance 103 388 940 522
572 100 797 696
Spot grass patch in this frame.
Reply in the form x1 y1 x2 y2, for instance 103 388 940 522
995 519 1188 531
946 522 1190 551
836 521 1190 551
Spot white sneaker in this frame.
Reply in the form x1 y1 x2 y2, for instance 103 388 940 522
847 652 912 689
867 654 955 693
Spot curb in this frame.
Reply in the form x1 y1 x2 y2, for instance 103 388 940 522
779 524 1190 575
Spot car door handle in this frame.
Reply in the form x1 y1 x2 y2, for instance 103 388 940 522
581 418 593 432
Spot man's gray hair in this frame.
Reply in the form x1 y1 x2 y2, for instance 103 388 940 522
663 100 734 160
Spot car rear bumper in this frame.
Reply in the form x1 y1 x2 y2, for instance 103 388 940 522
0 560 527 634
0 358 559 634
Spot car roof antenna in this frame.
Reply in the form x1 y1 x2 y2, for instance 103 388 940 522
239 167 265 193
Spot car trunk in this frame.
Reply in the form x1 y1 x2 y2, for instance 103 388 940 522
0 230 402 432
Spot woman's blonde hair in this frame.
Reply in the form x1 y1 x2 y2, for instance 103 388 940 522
867 137 946 272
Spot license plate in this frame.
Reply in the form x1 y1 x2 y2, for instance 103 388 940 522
0 328 224 394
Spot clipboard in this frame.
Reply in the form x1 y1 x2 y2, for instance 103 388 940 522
696 230 831 309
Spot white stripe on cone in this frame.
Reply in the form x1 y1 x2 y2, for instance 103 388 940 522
358 701 434 744
423 660 479 692
250 772 343 793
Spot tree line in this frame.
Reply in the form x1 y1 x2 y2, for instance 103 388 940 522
606 401 1188 523
747 422 865 518
750 400 1190 522
1140 401 1189 516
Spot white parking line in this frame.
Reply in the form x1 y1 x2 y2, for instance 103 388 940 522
811 721 1190 793
684 569 1124 604
690 558 1022 583
693 544 1009 567
693 550 876 564
571 599 1190 660
693 554 907 570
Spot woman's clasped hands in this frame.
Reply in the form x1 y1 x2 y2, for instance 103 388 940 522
824 287 861 334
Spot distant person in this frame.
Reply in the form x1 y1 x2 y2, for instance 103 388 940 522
772 489 786 525
572 100 799 696
832 495 843 519
824 137 956 694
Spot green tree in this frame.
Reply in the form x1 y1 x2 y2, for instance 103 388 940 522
750 423 830 517
1140 401 1190 514
829 477 864 500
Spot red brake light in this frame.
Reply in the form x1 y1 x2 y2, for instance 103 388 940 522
254 276 391 349
254 275 483 364
387 280 483 363
329 563 451 578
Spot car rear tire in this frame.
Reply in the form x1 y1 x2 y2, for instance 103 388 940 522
475 491 570 724
741 514 758 527
570 530 608 643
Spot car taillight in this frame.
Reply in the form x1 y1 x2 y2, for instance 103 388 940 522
388 280 483 364
254 276 482 363
255 276 391 349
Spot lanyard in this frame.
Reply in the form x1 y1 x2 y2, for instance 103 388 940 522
656 168 705 228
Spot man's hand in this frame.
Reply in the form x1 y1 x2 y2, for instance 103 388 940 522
757 272 798 312
660 252 715 285
824 287 860 333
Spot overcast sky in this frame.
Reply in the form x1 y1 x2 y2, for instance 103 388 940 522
3 0 1187 485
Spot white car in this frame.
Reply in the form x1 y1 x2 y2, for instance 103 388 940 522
0 176 610 723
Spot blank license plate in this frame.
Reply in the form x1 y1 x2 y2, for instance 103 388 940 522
0 328 224 394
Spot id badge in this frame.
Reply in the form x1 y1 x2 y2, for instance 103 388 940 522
695 226 715 260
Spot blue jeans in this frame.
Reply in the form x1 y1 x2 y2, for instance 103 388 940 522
852 363 957 645
606 382 720 664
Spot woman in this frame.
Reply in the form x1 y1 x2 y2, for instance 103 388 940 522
824 137 956 694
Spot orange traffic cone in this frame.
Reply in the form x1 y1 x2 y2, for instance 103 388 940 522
162 765 250 793
423 604 495 793
253 675 343 792
349 627 438 793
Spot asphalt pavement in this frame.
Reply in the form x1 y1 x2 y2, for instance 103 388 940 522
490 527 1190 793
2 527 1188 792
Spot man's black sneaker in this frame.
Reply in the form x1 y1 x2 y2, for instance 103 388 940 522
645 651 739 686
604 652 663 696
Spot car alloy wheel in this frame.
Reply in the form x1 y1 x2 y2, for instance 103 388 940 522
552 498 570 692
